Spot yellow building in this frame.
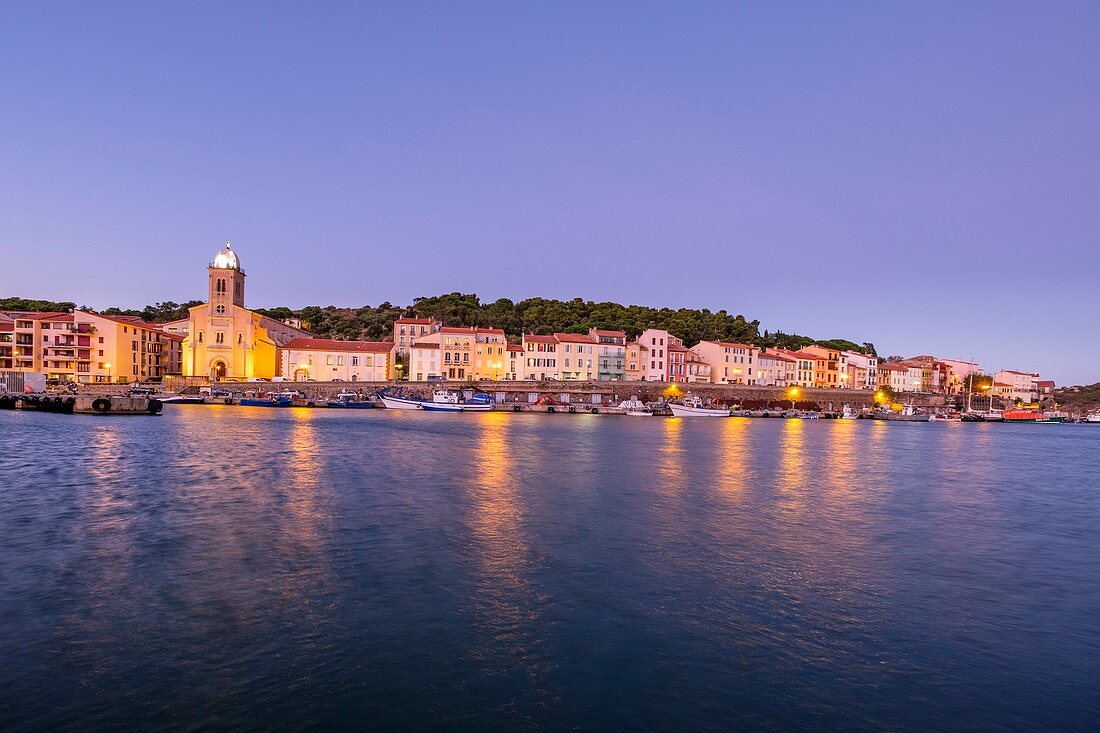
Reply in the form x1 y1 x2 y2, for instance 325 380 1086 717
182 244 307 381
0 309 178 383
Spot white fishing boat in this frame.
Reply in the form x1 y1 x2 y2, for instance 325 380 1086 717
1083 413 1100 423
668 396 729 417
840 405 859 420
160 395 206 405
420 392 493 412
377 388 424 410
618 398 652 416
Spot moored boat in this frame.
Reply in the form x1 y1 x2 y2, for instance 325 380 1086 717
668 396 729 417
419 392 493 412
377 387 424 410
327 390 375 408
617 398 652 416
875 404 930 422
239 391 295 407
161 395 206 405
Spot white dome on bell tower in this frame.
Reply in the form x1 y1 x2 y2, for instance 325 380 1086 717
212 242 242 271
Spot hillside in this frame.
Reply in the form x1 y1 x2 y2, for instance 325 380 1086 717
2 292 874 354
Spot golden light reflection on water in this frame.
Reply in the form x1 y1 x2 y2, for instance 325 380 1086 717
823 417 858 503
776 418 806 514
285 408 324 540
658 417 686 492
468 412 540 679
715 417 750 498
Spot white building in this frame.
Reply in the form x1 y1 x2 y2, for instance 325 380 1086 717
280 338 391 382
691 341 760 384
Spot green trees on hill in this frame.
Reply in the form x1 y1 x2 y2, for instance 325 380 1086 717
4 292 873 353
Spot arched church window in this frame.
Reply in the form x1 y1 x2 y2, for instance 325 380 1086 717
237 332 243 344
198 331 204 343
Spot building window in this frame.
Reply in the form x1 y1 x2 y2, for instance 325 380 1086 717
215 332 224 344
216 304 226 314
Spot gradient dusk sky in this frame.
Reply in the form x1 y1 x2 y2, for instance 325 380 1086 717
2 2 1098 383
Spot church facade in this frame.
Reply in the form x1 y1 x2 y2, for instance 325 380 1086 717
182 244 307 381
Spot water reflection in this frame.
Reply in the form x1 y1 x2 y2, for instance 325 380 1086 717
658 417 686 492
715 417 750 499
776 418 806 514
467 413 539 680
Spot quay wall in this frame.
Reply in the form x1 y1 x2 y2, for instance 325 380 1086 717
137 379 948 409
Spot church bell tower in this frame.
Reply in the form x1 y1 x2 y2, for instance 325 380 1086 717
208 242 246 311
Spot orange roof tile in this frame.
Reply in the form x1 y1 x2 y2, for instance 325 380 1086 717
283 338 391 353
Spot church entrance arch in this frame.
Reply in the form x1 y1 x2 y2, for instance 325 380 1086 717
212 361 227 381
294 368 310 381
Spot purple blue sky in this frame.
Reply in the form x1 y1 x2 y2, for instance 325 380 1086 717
2 3 1098 383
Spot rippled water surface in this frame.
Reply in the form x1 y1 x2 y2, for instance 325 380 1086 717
2 407 1098 730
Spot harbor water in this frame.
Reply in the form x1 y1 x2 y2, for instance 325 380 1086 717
1 407 1098 730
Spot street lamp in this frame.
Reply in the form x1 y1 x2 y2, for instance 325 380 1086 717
104 363 112 384
787 386 800 410
395 363 404 383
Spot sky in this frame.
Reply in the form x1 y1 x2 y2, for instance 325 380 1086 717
2 2 1098 383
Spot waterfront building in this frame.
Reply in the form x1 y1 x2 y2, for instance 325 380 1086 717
756 350 798 386
403 326 508 381
74 311 175 383
843 351 878 389
940 358 982 394
876 362 908 392
390 317 442 378
589 329 627 381
693 341 759 384
0 309 180 383
408 340 441 381
555 333 597 380
1036 379 1056 400
624 341 648 381
182 244 308 381
472 328 509 381
522 334 559 380
994 369 1040 403
280 338 391 381
638 329 681 381
0 315 12 370
797 345 845 388
507 343 525 380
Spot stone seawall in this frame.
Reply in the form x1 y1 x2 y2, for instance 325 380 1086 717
66 380 948 409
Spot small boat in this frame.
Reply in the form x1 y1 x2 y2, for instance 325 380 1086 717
668 396 729 417
1083 413 1100 423
327 390 375 408
239 391 295 407
617 398 652 416
840 405 859 420
377 387 424 410
419 392 493 412
875 405 930 422
160 395 206 405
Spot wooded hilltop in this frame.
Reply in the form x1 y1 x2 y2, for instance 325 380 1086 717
2 293 875 354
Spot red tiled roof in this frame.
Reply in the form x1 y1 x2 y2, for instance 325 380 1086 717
524 334 558 344
700 340 755 350
413 343 440 349
440 326 476 334
668 343 689 352
592 329 626 337
283 338 391 353
395 317 437 325
761 351 798 362
506 344 525 352
1036 380 1055 388
5 311 69 321
553 332 597 343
